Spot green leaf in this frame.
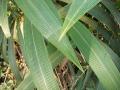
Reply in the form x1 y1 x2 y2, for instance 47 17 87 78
88 4 119 34
0 0 11 38
58 4 112 42
1 36 8 63
59 0 101 40
16 74 35 90
82 68 93 90
15 0 83 72
23 17 60 90
59 0 72 3
47 43 64 68
101 42 120 71
69 21 120 90
17 31 64 90
102 0 120 27
8 37 22 85
0 29 3 47
75 73 85 90
97 82 105 90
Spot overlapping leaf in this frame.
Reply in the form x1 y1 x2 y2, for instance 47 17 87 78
88 4 119 34
102 0 120 26
69 21 120 90
8 37 22 84
58 4 112 41
16 74 35 90
22 18 60 90
15 0 83 71
0 0 11 38
101 42 120 71
59 0 101 40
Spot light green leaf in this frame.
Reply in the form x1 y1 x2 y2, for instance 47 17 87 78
97 82 105 90
15 0 83 72
58 5 112 42
69 21 120 90
23 18 60 90
58 4 114 39
47 43 64 68
59 0 72 3
8 37 22 85
0 0 11 38
59 0 101 40
15 74 35 90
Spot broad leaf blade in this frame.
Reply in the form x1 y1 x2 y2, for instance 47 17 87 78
69 22 120 90
15 0 83 72
59 0 101 40
16 74 35 90
101 42 120 71
97 82 105 90
23 18 60 90
0 0 11 38
47 44 64 68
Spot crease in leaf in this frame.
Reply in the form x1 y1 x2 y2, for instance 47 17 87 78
69 21 120 90
23 17 60 90
8 37 22 85
0 0 11 38
15 0 83 72
59 0 101 40
16 74 35 90
88 4 119 34
102 0 120 27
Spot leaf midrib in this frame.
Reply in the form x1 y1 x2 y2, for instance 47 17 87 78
73 27 118 87
31 26 49 90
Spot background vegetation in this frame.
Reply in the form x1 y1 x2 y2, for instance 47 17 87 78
0 0 120 90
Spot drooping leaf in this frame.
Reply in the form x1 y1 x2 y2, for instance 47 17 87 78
0 0 11 38
15 0 83 72
59 0 101 40
69 21 120 90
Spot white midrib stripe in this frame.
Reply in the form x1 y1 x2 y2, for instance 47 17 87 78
62 0 87 33
31 27 49 90
27 1 61 38
73 27 118 86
